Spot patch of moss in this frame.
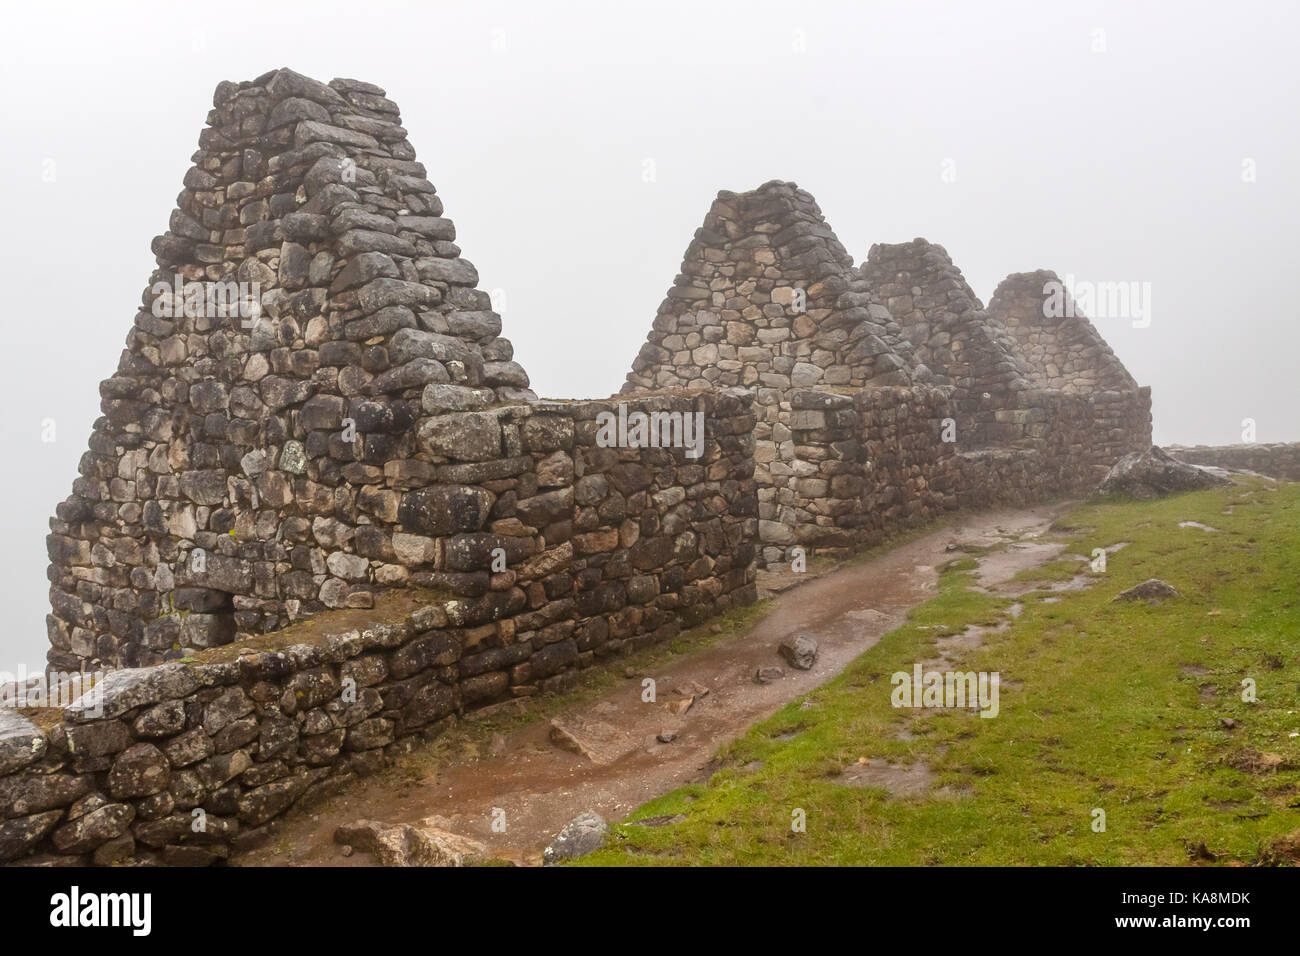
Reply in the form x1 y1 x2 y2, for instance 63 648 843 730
16 707 66 732
189 587 448 666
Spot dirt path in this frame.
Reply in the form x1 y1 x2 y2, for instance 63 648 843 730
235 502 1071 866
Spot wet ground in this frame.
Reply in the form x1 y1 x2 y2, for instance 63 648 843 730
235 502 1073 867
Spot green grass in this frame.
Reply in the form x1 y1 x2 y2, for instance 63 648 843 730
579 480 1300 866
1011 557 1090 584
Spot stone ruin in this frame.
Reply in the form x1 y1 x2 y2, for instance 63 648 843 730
624 180 1151 566
46 67 535 671
44 68 756 677
4 71 1150 865
986 270 1139 395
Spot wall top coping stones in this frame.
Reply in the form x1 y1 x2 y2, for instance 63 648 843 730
0 709 47 775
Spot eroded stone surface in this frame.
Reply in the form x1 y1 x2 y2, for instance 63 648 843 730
1113 578 1182 603
0 710 46 775
778 634 818 670
542 811 608 864
1099 446 1232 499
333 817 486 866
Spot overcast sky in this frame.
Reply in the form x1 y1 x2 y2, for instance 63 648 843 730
2 0 1296 672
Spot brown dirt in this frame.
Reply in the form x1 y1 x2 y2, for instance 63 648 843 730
234 502 1072 867
1223 748 1287 774
836 758 941 798
1260 829 1300 864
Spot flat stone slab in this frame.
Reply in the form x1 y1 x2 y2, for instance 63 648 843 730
0 709 46 775
65 663 199 722
333 816 486 866
548 715 640 766
542 811 608 864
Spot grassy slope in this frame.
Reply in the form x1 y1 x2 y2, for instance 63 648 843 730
581 480 1300 866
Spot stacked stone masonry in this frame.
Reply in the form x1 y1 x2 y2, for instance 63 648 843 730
1162 443 1300 481
624 181 1152 566
13 75 1154 865
987 271 1138 394
15 386 756 864
17 70 761 865
48 67 545 671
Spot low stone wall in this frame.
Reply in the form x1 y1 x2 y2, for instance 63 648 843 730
758 384 1151 565
1164 443 1300 481
5 391 757 866
48 388 754 671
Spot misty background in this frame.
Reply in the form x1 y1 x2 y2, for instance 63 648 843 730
2 0 1295 672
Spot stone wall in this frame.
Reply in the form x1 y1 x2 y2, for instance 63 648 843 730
622 182 1153 566
860 238 1030 413
620 183 928 541
761 384 1151 564
18 69 764 865
987 271 1138 394
10 387 756 865
1164 443 1300 481
621 181 920 397
47 68 545 671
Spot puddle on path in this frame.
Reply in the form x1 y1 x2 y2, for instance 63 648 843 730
974 541 1068 589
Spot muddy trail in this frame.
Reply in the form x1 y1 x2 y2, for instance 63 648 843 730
235 502 1073 867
